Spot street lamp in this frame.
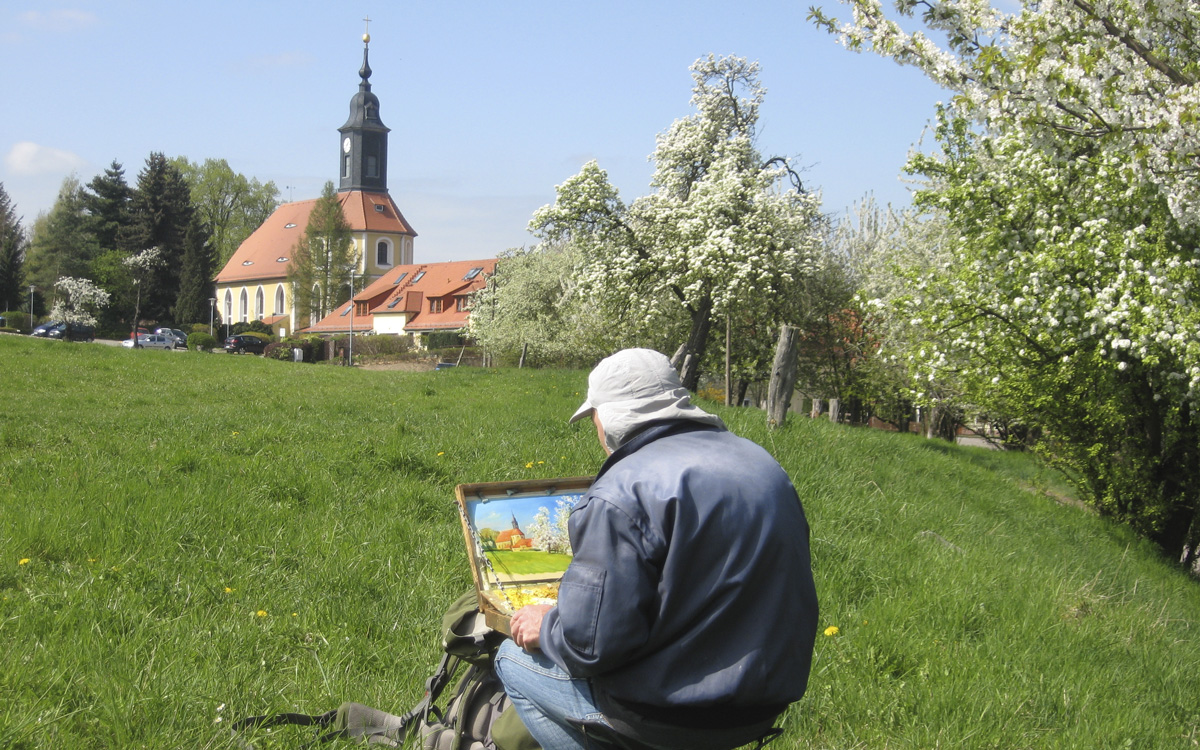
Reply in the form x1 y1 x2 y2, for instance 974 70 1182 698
208 297 217 337
347 268 355 366
28 285 34 332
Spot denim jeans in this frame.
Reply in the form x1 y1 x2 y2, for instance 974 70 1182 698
494 640 610 750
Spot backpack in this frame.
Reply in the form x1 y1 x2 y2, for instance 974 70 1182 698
230 592 539 750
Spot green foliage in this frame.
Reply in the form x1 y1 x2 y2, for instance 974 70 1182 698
1 335 1198 749
124 153 195 323
815 0 1200 562
2 310 31 334
24 177 100 299
528 56 823 390
288 181 355 325
170 156 279 269
469 242 616 368
188 331 217 351
231 319 273 336
0 182 27 313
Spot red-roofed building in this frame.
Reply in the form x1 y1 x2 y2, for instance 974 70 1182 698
305 258 496 337
212 31 493 339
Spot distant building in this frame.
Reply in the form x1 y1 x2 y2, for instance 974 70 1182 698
212 31 495 339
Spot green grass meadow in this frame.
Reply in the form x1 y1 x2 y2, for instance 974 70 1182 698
2 335 1199 749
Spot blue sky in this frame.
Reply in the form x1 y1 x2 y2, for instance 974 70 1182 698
0 1 949 264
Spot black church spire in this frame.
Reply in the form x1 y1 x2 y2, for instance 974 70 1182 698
338 27 390 193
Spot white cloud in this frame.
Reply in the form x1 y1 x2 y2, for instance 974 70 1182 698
19 9 98 31
4 141 87 176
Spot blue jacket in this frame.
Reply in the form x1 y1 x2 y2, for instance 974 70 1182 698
539 420 818 724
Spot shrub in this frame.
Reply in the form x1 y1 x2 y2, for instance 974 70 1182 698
232 320 273 336
2 311 31 333
188 332 217 352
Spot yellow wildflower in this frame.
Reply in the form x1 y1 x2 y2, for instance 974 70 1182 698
525 462 534 468
256 610 268 618
824 626 840 637
224 587 233 593
18 558 30 566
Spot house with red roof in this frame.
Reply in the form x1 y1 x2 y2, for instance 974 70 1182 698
211 30 494 339
305 257 496 337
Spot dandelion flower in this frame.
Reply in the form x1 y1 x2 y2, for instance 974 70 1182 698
525 462 534 468
256 610 268 618
437 451 445 456
18 558 30 566
224 587 233 593
824 626 840 637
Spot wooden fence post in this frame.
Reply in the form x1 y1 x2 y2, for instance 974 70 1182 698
766 324 800 429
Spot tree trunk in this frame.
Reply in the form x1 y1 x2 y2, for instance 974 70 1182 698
724 314 732 407
1180 504 1200 579
766 324 801 429
677 296 714 392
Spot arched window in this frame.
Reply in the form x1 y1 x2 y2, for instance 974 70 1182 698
239 289 248 322
274 286 285 316
311 283 322 324
224 290 232 322
255 287 264 319
376 239 390 266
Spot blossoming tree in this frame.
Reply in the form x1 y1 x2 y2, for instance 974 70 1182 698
811 0 1200 569
530 55 823 390
49 276 110 333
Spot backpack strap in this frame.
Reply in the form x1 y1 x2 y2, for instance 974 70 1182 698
229 709 339 749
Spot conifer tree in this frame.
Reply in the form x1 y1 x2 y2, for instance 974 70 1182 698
82 161 133 254
0 183 27 314
288 181 355 326
23 177 100 312
126 153 194 322
174 213 214 326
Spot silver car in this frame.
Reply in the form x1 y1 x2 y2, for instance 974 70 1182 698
122 334 175 350
156 327 189 349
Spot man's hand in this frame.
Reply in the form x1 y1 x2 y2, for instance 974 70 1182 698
509 604 553 651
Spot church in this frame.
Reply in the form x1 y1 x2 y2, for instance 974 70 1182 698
213 30 495 340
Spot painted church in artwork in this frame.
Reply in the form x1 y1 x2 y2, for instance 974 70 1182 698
212 30 494 339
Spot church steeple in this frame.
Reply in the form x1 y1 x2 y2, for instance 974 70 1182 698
338 23 390 193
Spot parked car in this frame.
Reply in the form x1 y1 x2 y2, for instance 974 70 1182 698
30 321 63 337
129 327 150 339
156 327 189 349
224 334 268 354
122 333 175 350
47 323 95 342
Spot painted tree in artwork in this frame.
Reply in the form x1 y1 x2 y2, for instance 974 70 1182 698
530 55 823 390
812 0 1200 569
288 181 355 326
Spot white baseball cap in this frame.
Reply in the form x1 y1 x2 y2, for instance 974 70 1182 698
570 348 723 449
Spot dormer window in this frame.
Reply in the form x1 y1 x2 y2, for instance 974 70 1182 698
429 298 443 314
463 267 483 280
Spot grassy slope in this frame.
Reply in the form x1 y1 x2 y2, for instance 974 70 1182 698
1 335 1197 749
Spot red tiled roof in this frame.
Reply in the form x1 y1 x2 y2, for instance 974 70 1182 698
301 257 496 334
214 191 416 284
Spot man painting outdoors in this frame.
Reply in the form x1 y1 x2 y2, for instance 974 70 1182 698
494 348 819 750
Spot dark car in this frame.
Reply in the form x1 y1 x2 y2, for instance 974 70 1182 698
47 323 95 342
224 334 268 354
30 321 63 337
